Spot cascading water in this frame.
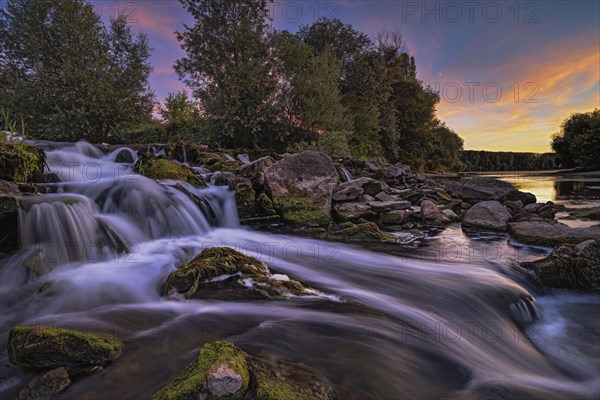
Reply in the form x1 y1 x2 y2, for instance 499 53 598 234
0 141 598 400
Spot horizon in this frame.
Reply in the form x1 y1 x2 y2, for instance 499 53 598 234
92 0 600 153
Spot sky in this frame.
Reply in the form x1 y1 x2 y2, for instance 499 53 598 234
94 0 600 152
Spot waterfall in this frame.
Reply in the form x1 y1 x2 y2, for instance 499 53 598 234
342 167 354 182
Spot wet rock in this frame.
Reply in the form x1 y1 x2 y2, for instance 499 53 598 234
335 177 388 200
522 240 600 293
358 194 376 202
523 202 544 213
333 202 377 222
0 179 21 253
238 156 275 189
502 190 536 205
30 173 60 184
153 341 250 400
375 191 395 202
232 179 257 219
568 206 600 221
442 209 459 221
134 157 204 187
329 222 397 243
114 148 135 164
165 247 313 299
436 177 515 201
380 210 413 226
265 151 338 227
421 200 451 225
463 201 512 231
508 220 600 246
367 200 411 212
8 326 122 370
16 367 71 400
332 185 363 202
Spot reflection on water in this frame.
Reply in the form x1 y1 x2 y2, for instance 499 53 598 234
477 171 600 206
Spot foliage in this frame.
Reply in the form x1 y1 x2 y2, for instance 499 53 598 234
425 124 464 171
287 131 351 158
460 150 559 171
551 109 600 170
160 91 197 125
0 0 154 142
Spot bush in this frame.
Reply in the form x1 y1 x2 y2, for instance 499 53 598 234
286 130 351 158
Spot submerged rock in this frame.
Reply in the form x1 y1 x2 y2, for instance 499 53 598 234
134 157 204 187
8 326 122 370
165 247 313 299
153 341 250 400
16 367 71 400
463 200 512 231
265 151 339 227
522 240 600 293
508 220 600 246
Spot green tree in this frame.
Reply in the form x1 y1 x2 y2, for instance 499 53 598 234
551 109 600 170
160 91 197 125
0 0 154 142
175 0 278 149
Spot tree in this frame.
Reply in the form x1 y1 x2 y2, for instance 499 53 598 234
551 109 600 170
175 0 278 149
0 0 154 142
160 91 197 125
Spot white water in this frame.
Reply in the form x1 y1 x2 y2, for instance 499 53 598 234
0 141 598 400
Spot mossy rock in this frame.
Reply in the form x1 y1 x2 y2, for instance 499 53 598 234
8 325 122 369
196 152 228 166
273 196 331 227
257 193 276 216
165 247 313 299
253 357 336 400
329 222 398 243
153 341 250 400
233 180 257 219
134 157 204 187
0 143 46 182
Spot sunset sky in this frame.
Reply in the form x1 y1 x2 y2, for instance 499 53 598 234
95 0 600 152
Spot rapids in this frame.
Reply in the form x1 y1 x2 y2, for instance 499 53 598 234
0 141 598 399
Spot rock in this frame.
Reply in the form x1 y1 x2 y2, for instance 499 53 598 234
375 191 395 202
165 247 313 299
0 143 46 182
114 148 135 163
238 156 275 188
568 206 600 221
333 202 377 222
232 179 257 219
16 367 71 400
265 151 339 227
437 177 515 201
335 177 388 199
380 210 413 225
256 193 277 217
508 220 600 246
153 341 250 400
367 200 411 212
502 190 536 205
420 200 450 225
365 160 380 172
134 157 204 187
8 326 122 370
30 173 60 184
332 185 363 202
524 203 544 213
463 201 512 231
381 163 410 180
329 222 397 243
442 209 459 221
358 194 376 202
0 179 21 254
522 240 600 293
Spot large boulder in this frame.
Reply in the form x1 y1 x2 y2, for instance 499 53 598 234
463 200 512 231
264 151 339 226
165 247 313 299
508 220 600 246
522 240 600 293
420 200 450 225
0 179 21 254
8 326 122 370
153 341 250 400
437 177 515 201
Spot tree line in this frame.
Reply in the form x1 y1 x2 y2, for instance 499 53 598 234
459 151 559 172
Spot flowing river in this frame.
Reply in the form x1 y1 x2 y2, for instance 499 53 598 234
0 142 598 399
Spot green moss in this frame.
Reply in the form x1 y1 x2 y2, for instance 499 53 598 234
273 197 330 227
256 377 309 400
0 143 45 182
257 193 276 216
8 325 122 369
331 222 397 243
234 181 256 218
134 158 203 187
196 152 226 166
153 341 250 400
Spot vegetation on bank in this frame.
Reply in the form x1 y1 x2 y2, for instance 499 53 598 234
551 109 600 171
459 151 559 172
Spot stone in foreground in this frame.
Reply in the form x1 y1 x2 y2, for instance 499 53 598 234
8 326 122 369
153 341 250 400
16 367 71 400
463 200 512 231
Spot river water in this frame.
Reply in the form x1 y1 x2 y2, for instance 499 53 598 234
0 143 598 399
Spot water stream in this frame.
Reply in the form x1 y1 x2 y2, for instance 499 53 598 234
0 142 598 399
